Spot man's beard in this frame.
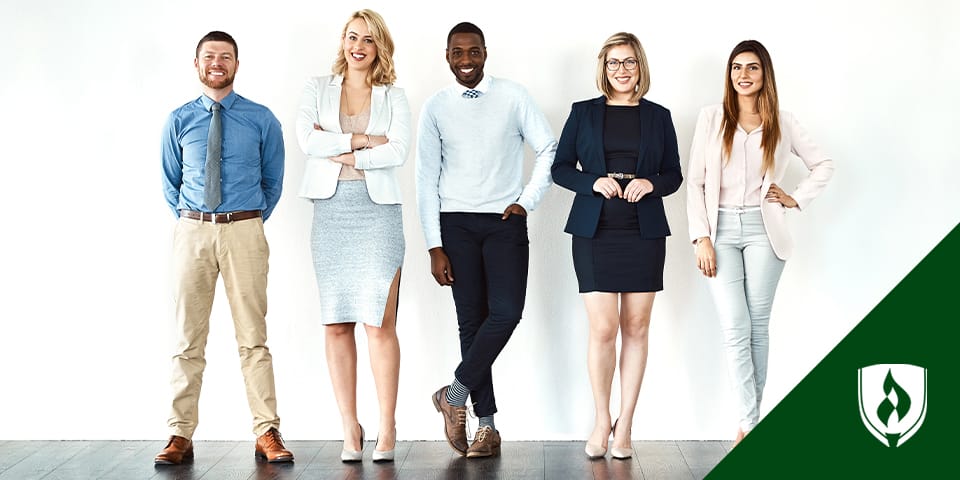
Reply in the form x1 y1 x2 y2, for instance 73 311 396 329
199 69 235 90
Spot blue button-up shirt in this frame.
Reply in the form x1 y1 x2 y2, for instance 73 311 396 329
162 91 284 220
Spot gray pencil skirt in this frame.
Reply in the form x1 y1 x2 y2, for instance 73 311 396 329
311 180 404 327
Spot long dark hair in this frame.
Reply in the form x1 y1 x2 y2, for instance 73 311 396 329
721 40 780 175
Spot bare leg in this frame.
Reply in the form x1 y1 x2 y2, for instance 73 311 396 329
326 322 361 451
613 292 655 450
364 268 401 452
583 292 621 449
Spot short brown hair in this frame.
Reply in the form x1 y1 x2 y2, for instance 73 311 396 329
196 31 237 58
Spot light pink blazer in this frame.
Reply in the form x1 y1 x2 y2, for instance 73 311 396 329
296 75 411 204
686 105 834 260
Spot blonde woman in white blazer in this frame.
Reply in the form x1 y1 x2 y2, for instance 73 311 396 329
295 9 410 463
686 40 833 445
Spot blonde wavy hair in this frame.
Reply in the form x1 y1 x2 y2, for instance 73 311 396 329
596 32 650 103
332 9 397 86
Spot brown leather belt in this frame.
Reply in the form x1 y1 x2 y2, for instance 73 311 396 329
180 209 261 223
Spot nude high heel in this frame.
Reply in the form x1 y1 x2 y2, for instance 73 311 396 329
340 424 365 462
372 428 396 462
584 442 607 459
610 418 633 459
584 420 613 459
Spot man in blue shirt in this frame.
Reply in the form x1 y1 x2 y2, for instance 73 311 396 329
417 22 557 459
156 31 292 465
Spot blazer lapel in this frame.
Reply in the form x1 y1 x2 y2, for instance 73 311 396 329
589 97 606 173
635 100 651 174
368 85 387 135
322 75 343 133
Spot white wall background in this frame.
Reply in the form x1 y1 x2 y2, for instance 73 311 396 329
1 0 957 441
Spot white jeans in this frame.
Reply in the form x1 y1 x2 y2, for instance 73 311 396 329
707 208 785 432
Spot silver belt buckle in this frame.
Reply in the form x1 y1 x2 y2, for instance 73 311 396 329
608 172 624 180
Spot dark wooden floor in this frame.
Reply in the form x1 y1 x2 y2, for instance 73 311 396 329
0 439 731 479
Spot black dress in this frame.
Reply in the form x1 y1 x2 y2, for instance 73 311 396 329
572 105 665 293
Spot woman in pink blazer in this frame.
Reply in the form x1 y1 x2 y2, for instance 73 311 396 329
686 40 833 444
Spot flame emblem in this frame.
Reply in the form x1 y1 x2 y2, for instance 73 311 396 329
858 364 926 447
877 369 911 428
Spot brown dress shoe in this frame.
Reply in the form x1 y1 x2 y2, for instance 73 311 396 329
432 386 468 455
466 426 501 458
154 435 193 465
255 428 294 463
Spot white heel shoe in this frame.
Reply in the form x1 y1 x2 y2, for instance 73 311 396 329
372 428 396 462
610 418 632 459
610 446 633 459
340 424 365 462
372 446 395 462
584 443 607 459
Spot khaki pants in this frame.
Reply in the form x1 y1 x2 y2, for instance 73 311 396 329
167 216 280 439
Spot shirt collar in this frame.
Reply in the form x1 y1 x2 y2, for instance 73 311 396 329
453 75 492 96
200 90 238 111
736 122 763 135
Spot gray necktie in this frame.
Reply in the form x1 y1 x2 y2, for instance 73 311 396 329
204 102 222 209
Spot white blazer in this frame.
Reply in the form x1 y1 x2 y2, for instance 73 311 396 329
296 75 411 204
686 104 834 260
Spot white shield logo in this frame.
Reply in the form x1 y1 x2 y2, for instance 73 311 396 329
858 363 927 447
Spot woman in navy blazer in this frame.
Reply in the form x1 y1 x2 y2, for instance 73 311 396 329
552 32 681 460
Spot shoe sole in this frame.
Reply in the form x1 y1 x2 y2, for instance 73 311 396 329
371 446 395 463
432 390 467 456
154 451 193 465
255 452 294 463
466 445 501 458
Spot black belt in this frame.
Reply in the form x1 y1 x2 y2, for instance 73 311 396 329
180 210 261 223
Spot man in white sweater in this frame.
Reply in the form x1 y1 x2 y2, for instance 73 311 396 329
416 21 557 458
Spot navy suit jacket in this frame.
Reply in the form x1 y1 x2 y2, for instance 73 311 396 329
551 96 682 239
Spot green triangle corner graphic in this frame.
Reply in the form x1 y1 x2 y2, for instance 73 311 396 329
707 223 959 479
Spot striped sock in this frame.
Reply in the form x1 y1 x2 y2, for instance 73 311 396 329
479 415 495 430
445 378 470 407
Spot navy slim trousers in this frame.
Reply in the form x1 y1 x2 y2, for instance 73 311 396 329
440 212 529 417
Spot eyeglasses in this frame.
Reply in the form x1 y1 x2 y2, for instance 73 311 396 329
605 58 638 72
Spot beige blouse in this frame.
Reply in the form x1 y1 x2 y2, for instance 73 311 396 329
719 124 765 207
337 108 370 180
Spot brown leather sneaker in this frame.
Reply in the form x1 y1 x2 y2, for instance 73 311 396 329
255 428 294 463
431 386 469 455
154 435 193 465
466 426 501 458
